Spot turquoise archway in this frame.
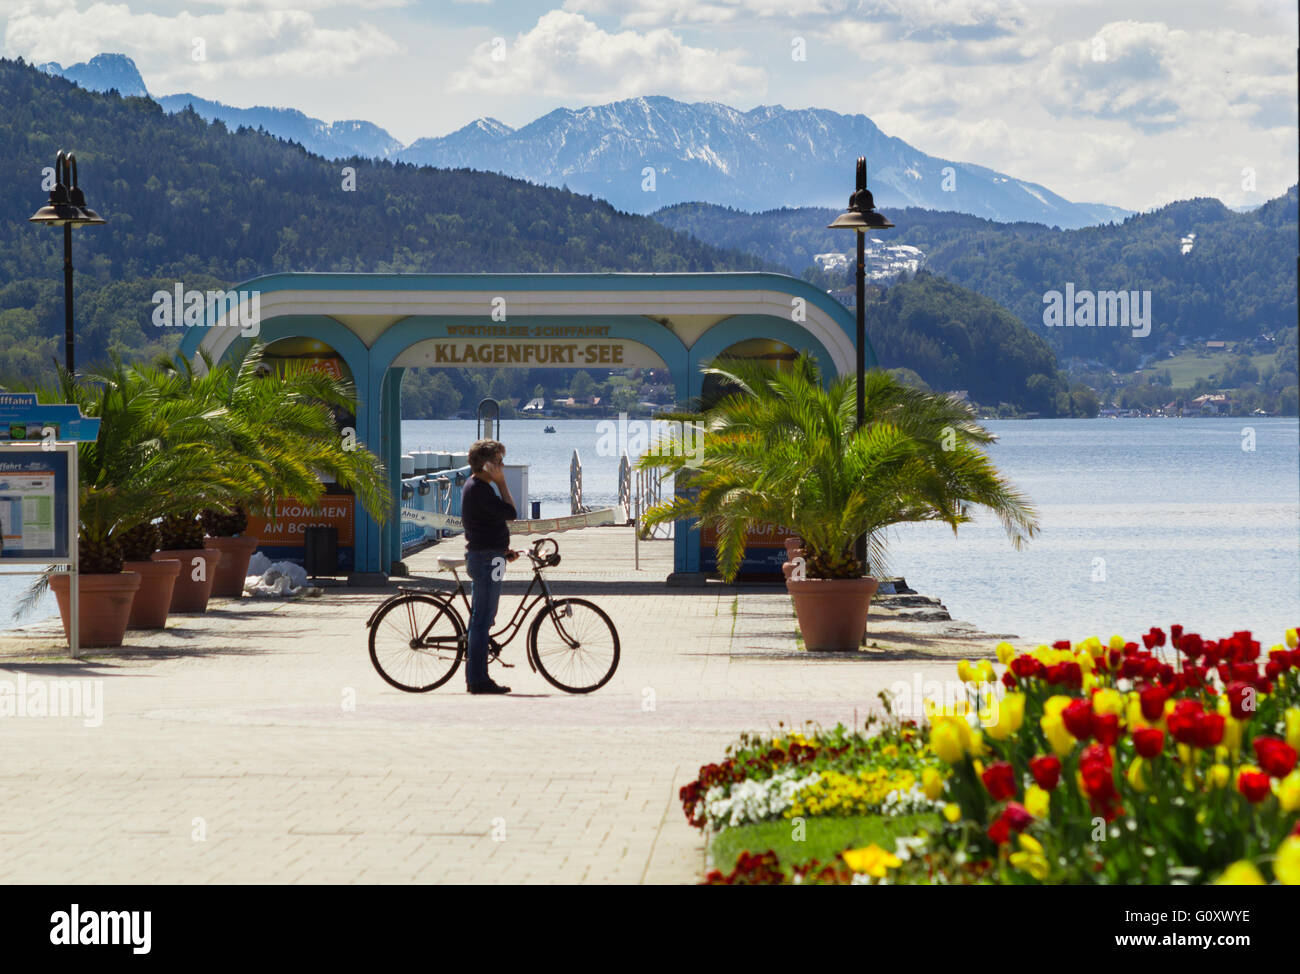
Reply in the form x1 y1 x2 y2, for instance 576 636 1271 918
178 272 875 580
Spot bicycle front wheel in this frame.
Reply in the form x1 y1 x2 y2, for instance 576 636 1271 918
528 597 620 693
369 594 465 692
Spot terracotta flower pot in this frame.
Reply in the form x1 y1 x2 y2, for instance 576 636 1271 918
787 575 880 651
49 571 141 649
205 535 260 598
154 548 222 614
124 559 181 629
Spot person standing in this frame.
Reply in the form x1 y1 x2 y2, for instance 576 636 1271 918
461 439 518 694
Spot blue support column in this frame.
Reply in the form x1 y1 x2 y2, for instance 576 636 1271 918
383 368 405 572
349 361 388 582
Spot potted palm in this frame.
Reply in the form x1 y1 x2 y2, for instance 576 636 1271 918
157 345 391 583
155 511 222 613
30 362 237 646
640 355 1039 651
201 505 257 598
120 520 179 630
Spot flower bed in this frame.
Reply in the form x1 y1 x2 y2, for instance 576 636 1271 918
683 626 1300 885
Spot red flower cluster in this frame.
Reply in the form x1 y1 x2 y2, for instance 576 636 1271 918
987 802 1032 844
1165 700 1225 749
702 849 785 885
1079 743 1123 821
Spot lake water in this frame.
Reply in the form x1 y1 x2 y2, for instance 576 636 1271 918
4 418 1297 643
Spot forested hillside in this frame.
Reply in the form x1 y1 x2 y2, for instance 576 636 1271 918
655 191 1298 372
0 57 764 383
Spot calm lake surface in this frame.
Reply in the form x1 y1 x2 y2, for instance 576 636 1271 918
4 418 1297 643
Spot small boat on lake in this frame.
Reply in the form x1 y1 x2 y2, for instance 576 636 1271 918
543 425 557 433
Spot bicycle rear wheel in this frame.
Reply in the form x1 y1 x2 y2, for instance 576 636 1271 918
369 594 465 692
528 597 619 693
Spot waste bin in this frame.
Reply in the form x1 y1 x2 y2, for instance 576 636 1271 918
303 525 338 577
531 501 541 519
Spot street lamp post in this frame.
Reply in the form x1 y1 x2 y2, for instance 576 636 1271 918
29 151 106 376
828 156 893 577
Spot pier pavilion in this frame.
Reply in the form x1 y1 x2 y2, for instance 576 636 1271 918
179 272 877 581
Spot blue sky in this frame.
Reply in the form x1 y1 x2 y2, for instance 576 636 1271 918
3 0 1296 211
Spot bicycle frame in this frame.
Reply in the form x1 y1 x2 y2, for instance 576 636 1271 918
366 558 581 670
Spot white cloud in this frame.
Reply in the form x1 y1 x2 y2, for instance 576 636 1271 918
3 1 402 83
567 0 1030 36
1039 21 1296 132
449 9 766 101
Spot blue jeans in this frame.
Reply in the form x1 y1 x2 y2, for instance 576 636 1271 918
465 549 506 687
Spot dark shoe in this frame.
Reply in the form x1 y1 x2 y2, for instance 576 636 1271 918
468 681 511 695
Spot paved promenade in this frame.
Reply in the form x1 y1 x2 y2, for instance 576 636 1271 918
0 528 1004 884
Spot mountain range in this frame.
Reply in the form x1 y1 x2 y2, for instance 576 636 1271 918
38 53 1130 229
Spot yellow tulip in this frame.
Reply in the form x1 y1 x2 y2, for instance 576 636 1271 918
1041 714 1076 758
976 660 996 685
1214 861 1266 885
1286 628 1298 650
1126 695 1149 730
943 802 962 823
1285 708 1300 752
1222 715 1244 756
996 642 1017 665
1276 836 1300 885
1126 758 1148 793
930 721 965 764
957 660 975 684
1025 784 1050 818
1208 764 1232 789
1094 688 1124 718
843 843 901 878
1009 834 1049 880
921 767 945 801
1109 634 1126 651
1278 771 1300 813
984 693 1025 741
968 729 986 758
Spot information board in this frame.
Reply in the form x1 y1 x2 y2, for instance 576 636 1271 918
0 447 71 561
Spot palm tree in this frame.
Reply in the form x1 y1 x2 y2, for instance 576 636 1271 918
638 354 1038 582
15 360 244 617
153 344 391 529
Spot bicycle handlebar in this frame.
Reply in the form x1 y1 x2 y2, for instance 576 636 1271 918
526 537 561 568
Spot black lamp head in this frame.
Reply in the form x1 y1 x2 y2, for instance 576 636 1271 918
827 155 894 231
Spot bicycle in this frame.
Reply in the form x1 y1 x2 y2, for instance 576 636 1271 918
366 537 620 694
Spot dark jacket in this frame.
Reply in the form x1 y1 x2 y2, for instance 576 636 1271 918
461 476 517 551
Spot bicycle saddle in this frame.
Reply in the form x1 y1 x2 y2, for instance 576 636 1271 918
436 554 466 570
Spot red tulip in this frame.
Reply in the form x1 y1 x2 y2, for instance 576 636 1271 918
981 761 1017 802
1030 754 1061 790
1062 698 1095 740
1094 713 1121 747
1254 737 1298 778
1225 681 1256 720
987 817 1011 844
1001 802 1032 832
1194 713 1225 749
1237 770 1271 803
1132 727 1165 758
